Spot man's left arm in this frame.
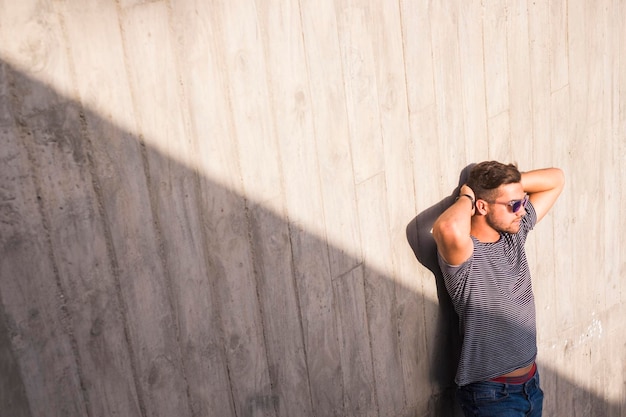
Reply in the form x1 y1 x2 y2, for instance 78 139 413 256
521 167 565 223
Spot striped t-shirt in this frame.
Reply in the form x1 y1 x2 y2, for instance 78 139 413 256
438 202 538 386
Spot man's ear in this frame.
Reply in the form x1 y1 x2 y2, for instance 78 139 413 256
475 199 489 215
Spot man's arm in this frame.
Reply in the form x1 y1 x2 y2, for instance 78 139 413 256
521 168 565 223
432 184 475 266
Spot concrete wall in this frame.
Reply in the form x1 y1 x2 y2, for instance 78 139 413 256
0 1 624 416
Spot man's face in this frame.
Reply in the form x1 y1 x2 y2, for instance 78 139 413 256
484 183 527 234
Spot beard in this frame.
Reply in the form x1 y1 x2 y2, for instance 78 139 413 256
485 211 522 234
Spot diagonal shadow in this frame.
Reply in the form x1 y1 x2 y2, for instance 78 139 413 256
0 59 620 417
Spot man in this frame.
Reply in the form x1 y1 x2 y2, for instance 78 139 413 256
432 161 565 416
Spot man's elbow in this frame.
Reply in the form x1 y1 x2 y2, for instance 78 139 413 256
432 219 462 247
552 167 566 189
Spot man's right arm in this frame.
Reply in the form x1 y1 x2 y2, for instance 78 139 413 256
432 185 475 266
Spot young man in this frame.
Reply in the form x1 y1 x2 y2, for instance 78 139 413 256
432 161 565 417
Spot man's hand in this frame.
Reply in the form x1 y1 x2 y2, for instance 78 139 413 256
458 184 476 216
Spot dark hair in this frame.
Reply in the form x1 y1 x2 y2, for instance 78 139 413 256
466 161 521 201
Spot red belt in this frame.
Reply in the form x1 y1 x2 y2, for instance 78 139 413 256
490 362 537 384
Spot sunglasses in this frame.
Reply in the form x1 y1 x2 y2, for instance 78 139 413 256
488 193 529 213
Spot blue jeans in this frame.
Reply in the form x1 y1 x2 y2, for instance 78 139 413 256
457 369 544 416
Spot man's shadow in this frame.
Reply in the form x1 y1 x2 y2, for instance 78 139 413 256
405 164 474 414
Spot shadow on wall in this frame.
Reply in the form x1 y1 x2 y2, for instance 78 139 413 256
405 170 473 380
405 170 468 417
0 60 620 417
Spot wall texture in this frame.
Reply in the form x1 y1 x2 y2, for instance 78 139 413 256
0 0 624 416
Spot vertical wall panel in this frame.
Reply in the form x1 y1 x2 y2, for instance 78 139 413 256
336 0 385 185
255 2 319 416
483 0 511 160
118 3 209 417
506 0 533 164
368 1 413 415
54 2 153 416
600 0 621 310
430 0 468 179
527 0 558 369
356 172 403 416
549 0 569 92
458 0 489 162
202 3 277 417
61 1 188 416
398 0 443 411
333 264 377 417
300 0 362 279
1 2 115 416
0 78 87 417
170 0 256 415
298 3 359 413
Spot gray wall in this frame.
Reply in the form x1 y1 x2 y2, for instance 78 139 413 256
0 1 624 416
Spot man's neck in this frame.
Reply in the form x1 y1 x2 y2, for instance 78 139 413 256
470 217 500 243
